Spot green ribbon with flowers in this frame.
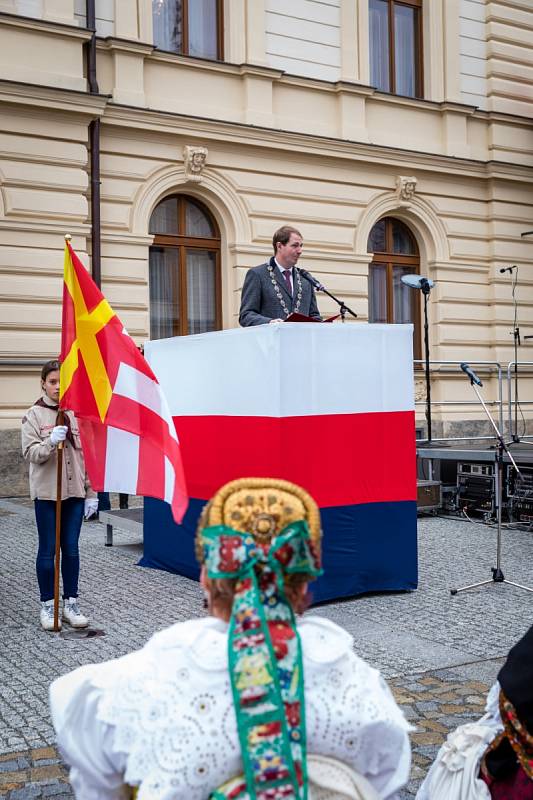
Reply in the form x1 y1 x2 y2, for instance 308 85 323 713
201 520 322 800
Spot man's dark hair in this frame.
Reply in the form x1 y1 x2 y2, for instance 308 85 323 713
41 359 61 382
272 226 303 254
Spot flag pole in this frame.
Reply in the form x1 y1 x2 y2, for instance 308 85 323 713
53 408 64 632
53 232 72 632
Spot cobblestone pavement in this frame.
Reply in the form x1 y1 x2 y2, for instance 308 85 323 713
1 497 532 798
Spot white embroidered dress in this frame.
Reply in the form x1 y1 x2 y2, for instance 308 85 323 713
50 616 411 800
415 682 503 800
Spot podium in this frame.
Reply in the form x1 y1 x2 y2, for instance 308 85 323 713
141 323 418 602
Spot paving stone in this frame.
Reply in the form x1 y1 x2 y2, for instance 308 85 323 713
6 788 41 800
1 497 532 798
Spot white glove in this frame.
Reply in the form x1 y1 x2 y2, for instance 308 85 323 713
84 498 99 519
50 425 68 446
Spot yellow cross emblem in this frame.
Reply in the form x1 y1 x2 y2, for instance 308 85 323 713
60 246 115 422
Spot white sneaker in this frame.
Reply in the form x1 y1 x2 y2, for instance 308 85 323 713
40 600 61 631
62 597 89 628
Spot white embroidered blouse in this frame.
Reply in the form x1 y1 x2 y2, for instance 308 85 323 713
50 616 411 800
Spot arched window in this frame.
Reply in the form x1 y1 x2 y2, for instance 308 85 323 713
367 217 421 358
149 195 221 339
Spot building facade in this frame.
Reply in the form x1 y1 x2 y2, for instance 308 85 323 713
1 0 533 485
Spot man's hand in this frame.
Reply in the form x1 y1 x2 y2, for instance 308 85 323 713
50 426 68 446
84 498 99 520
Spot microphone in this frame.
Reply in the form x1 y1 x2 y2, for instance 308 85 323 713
460 363 483 387
298 268 325 292
499 266 517 273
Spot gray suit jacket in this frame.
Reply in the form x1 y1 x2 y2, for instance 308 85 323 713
239 258 321 327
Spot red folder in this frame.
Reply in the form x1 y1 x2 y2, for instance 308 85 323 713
285 312 340 323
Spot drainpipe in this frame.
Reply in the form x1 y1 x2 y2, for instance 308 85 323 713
86 0 101 287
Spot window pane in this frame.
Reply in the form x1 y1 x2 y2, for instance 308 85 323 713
394 4 416 97
185 200 215 237
152 0 183 53
392 220 416 254
189 0 218 59
187 249 216 333
368 219 386 253
393 266 416 323
369 263 387 323
149 197 179 235
369 0 390 92
149 247 180 339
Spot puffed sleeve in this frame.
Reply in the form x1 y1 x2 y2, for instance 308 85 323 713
301 616 412 800
50 665 129 800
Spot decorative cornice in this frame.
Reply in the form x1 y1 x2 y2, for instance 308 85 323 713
0 11 92 40
0 218 90 235
101 103 533 181
334 82 375 97
0 79 108 116
99 37 154 56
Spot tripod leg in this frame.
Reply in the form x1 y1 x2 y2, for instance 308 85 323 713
451 579 495 595
502 579 533 592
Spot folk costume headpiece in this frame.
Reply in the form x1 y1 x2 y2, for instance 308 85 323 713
196 478 323 800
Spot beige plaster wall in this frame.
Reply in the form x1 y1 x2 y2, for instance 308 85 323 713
0 3 533 440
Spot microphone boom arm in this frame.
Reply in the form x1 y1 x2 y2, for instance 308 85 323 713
298 269 357 320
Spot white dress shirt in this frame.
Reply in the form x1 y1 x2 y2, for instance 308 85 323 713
275 258 293 294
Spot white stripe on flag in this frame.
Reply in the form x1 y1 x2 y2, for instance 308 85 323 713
113 362 178 441
164 455 175 505
105 426 140 494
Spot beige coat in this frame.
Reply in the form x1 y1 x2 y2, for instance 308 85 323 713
21 394 96 501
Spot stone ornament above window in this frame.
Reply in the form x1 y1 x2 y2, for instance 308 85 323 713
414 378 426 402
396 175 417 204
183 145 208 182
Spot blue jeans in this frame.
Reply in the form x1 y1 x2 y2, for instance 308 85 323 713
34 498 84 602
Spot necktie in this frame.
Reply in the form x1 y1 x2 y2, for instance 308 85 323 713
282 269 292 296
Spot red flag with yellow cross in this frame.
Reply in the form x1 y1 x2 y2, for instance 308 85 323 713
59 239 188 524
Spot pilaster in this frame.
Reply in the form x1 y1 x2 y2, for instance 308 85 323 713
245 0 266 66
241 66 278 127
42 0 74 24
102 39 153 107
336 83 372 142
442 104 473 159
115 0 140 40
442 0 461 102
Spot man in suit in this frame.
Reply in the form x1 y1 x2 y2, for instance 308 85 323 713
239 226 322 326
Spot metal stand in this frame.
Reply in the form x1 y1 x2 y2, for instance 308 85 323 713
504 266 533 447
298 270 357 323
320 288 357 322
510 267 520 442
421 283 433 442
450 380 533 595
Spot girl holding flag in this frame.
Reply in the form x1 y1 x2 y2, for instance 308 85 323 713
21 359 96 631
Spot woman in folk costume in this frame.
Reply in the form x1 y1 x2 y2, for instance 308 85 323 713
50 478 411 800
21 359 97 631
416 623 533 800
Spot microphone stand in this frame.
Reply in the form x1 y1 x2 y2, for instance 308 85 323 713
299 270 357 322
450 375 532 595
512 267 520 441
420 280 433 443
